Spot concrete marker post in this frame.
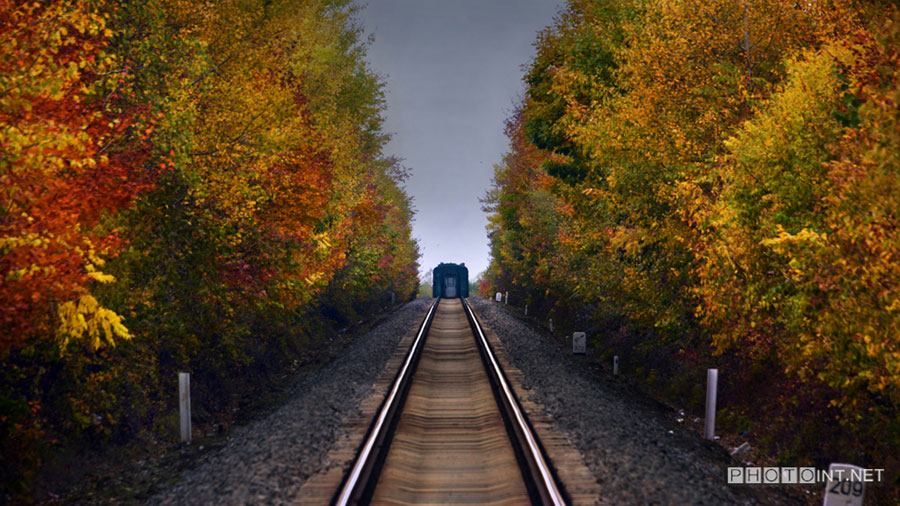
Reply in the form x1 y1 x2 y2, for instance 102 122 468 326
524 304 528 316
391 291 395 306
179 372 191 443
573 332 586 354
504 291 508 305
613 355 619 376
822 463 866 506
705 368 718 440
549 318 553 333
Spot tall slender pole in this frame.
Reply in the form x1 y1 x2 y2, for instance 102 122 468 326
179 372 191 443
705 368 718 440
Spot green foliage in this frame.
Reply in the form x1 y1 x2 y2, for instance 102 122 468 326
484 2 899 502
1 0 419 499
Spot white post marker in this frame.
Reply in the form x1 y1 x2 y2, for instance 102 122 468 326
822 463 866 506
179 372 191 443
495 292 502 302
613 355 619 376
573 332 586 354
704 368 717 440
549 319 553 333
504 291 508 305
391 291 395 306
524 304 528 316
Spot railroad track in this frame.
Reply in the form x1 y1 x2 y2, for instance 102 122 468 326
332 298 568 505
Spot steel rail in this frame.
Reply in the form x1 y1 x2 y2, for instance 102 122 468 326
461 297 568 506
331 298 439 506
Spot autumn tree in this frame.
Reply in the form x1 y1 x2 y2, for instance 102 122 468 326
2 0 419 497
0 0 144 356
484 1 898 501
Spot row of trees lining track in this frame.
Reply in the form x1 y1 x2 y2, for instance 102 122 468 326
1 0 419 498
483 0 899 502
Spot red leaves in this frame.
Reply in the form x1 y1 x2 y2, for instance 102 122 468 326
0 0 149 353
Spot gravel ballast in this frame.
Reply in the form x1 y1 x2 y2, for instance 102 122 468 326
151 296 801 505
468 296 798 505
149 298 432 505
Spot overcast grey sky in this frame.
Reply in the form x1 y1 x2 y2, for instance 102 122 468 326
355 0 562 280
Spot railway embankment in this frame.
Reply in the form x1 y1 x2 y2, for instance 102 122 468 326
468 295 809 505
143 298 432 505
105 296 809 504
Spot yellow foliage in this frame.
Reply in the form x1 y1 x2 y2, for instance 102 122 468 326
57 295 131 352
760 225 827 248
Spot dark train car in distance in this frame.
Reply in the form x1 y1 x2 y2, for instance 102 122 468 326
432 262 469 298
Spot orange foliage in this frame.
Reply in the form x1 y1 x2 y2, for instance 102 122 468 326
0 0 147 353
485 1 899 501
